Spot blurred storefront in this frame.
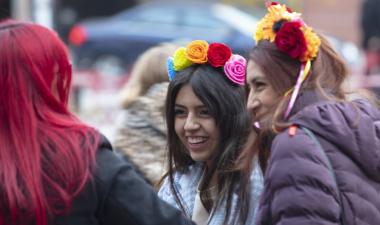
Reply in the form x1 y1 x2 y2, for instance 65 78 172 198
3 0 137 41
2 0 53 28
302 0 361 46
3 0 362 46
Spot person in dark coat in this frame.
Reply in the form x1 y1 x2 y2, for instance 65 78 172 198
0 19 195 225
244 2 380 224
113 43 178 185
361 0 380 75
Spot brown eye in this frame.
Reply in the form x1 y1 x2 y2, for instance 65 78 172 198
254 81 266 92
174 108 186 117
199 109 210 116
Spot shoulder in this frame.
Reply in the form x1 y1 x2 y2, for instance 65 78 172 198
158 163 203 215
94 134 148 188
159 163 204 191
158 163 203 198
271 127 316 161
257 127 343 224
267 127 332 189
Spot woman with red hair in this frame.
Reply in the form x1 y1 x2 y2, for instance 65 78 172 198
0 19 195 225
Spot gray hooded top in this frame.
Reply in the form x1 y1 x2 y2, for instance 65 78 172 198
255 91 380 225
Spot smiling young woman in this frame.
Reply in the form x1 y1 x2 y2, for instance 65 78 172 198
173 84 220 166
158 40 263 225
244 2 380 224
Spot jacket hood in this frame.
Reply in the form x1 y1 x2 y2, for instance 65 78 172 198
290 91 380 182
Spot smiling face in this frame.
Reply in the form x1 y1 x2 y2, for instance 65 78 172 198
174 84 220 165
246 60 279 125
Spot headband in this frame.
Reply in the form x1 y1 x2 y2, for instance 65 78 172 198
255 2 321 118
166 40 246 86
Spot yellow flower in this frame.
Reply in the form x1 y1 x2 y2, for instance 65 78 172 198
255 4 301 43
301 27 321 62
186 40 209 63
255 14 276 42
254 3 321 62
173 47 193 71
268 4 299 22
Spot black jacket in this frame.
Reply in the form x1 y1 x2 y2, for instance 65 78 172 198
54 137 194 225
361 0 380 50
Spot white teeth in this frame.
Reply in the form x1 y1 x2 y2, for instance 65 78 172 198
187 137 207 144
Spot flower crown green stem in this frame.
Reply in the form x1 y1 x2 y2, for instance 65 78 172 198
167 40 246 85
255 2 321 62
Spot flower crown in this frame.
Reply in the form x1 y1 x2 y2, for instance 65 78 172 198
166 40 246 85
255 2 321 62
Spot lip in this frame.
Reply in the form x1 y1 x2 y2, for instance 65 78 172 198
252 111 264 122
186 136 208 152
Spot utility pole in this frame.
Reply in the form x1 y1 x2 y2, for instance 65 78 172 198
12 0 32 20
11 0 54 28
33 0 54 28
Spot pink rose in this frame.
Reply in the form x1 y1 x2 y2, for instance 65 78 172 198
223 55 246 85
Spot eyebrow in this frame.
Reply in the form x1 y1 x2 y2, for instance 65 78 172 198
174 103 206 109
250 76 264 83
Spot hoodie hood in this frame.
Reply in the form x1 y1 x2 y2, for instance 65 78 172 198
289 91 380 182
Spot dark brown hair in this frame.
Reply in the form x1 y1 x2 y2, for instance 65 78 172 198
163 64 252 225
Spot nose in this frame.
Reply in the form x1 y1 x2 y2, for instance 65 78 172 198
184 114 200 131
247 90 260 113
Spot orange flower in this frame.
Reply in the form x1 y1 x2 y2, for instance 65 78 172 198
186 40 209 63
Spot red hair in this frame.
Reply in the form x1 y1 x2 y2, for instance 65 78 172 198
0 20 99 225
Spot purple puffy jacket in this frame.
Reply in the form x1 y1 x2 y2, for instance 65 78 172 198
256 91 380 225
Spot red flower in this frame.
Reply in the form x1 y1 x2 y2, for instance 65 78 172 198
207 43 232 67
275 21 307 60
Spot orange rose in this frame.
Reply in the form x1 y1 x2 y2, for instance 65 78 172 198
186 40 209 63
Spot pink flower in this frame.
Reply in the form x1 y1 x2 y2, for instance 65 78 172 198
223 55 246 85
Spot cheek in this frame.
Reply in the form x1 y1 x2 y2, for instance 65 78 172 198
174 119 184 136
204 121 218 138
261 89 279 109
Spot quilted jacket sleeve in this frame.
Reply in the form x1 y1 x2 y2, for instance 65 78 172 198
255 129 342 225
94 148 194 225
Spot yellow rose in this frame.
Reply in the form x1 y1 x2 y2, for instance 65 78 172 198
173 47 193 71
186 40 209 63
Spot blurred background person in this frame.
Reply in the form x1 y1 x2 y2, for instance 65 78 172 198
113 42 179 185
0 19 196 225
119 42 179 108
361 0 380 75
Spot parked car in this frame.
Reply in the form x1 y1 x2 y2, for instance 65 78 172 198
68 1 258 75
